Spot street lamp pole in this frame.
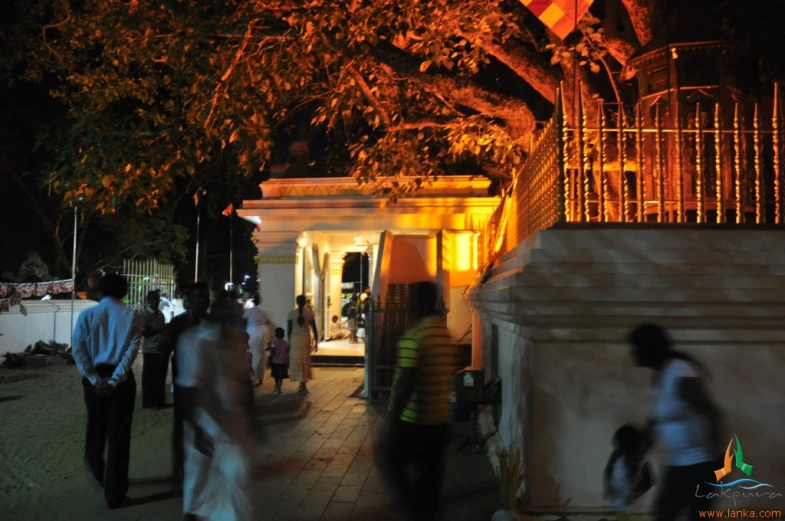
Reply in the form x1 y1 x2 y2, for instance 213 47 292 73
229 215 234 287
194 208 201 283
68 205 77 356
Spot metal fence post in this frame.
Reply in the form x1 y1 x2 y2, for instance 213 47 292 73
363 298 375 400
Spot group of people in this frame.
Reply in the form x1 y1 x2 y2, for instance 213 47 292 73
327 286 371 343
71 273 321 520
70 271 722 521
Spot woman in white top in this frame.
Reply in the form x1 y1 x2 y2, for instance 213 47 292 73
243 294 271 385
628 323 722 521
287 295 319 393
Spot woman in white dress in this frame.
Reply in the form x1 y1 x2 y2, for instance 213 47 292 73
243 294 270 385
287 295 319 393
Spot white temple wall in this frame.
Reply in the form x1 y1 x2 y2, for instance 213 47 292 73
467 228 785 513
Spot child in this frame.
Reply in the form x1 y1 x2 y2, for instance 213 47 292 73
267 327 289 395
603 423 654 521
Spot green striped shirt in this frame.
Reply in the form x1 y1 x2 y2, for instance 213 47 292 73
390 315 456 425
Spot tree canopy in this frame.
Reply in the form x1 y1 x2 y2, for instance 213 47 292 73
2 0 785 273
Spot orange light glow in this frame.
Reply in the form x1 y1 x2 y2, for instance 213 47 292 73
454 232 475 272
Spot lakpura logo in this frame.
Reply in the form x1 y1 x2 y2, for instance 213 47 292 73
699 433 781 503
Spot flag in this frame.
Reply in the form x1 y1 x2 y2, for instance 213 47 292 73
193 188 206 207
520 0 594 40
222 203 234 217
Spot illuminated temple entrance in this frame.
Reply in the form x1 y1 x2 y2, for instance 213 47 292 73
237 176 498 372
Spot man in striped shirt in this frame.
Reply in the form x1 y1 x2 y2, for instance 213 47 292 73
380 281 455 521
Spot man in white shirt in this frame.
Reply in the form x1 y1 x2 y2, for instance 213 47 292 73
159 291 175 323
72 273 141 510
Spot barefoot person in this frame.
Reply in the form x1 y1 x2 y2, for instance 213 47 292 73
628 323 722 521
243 294 270 385
142 291 169 410
178 294 254 521
327 315 350 341
268 327 289 395
71 273 141 509
287 295 318 393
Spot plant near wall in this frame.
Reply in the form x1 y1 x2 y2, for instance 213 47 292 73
492 446 526 521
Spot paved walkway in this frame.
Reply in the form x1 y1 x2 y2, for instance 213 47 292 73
1 365 497 521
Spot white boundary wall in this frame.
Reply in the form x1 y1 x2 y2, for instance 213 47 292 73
0 300 98 353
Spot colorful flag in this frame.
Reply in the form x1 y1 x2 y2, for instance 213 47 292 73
520 0 594 40
222 203 234 217
193 187 206 207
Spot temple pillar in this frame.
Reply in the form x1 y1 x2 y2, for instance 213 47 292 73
327 253 345 326
366 243 379 292
253 230 299 330
294 246 304 297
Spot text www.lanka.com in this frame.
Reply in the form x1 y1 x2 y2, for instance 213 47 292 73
699 510 782 518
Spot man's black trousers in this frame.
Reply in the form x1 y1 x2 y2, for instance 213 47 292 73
82 365 136 509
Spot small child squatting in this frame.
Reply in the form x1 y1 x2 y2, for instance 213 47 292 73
604 423 655 521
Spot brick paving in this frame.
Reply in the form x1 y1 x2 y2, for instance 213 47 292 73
1 365 497 521
252 367 497 521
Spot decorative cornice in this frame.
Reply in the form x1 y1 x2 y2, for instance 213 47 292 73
258 255 297 265
258 176 491 199
327 252 345 274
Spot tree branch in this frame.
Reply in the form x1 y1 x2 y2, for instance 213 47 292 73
346 64 392 127
368 44 537 141
41 0 72 65
390 117 456 131
619 0 659 47
202 18 262 132
458 33 560 104
602 0 641 65
13 175 72 273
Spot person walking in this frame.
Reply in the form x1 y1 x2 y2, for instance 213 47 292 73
142 291 169 410
243 294 270 385
268 327 289 395
164 282 210 485
178 295 254 521
627 323 723 521
377 281 456 521
71 273 141 509
287 295 319 393
346 294 360 344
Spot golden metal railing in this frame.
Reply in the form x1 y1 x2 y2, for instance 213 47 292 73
483 83 785 262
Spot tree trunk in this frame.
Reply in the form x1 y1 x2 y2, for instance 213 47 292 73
619 0 660 47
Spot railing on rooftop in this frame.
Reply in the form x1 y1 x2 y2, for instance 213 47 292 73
483 83 785 266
